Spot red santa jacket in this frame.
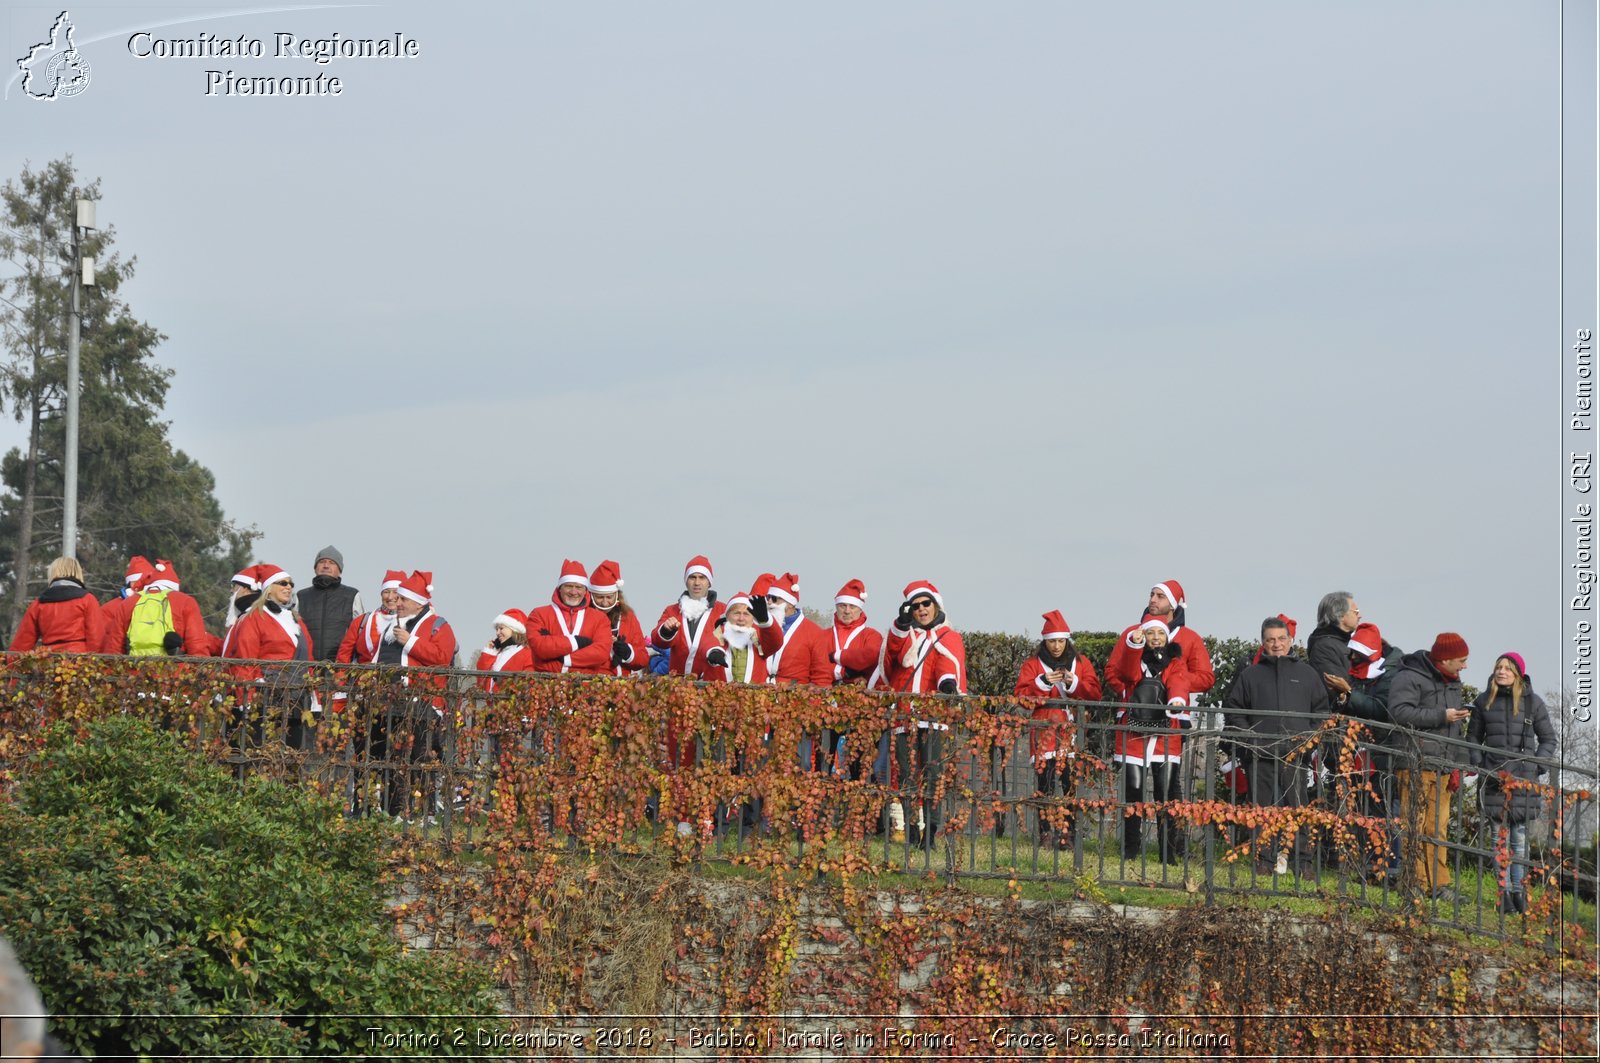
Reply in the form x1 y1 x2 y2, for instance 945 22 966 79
100 589 217 657
649 595 728 676
1015 653 1103 765
756 614 834 687
224 604 313 684
8 584 105 653
694 636 770 684
883 621 967 733
605 609 649 677
393 606 459 713
335 610 396 665
1106 630 1194 765
829 616 883 686
526 593 613 675
475 642 536 692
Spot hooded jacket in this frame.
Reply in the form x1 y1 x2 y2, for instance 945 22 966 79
8 579 104 653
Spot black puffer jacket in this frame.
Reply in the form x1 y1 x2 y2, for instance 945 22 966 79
1305 622 1350 683
1222 652 1329 749
1469 682 1555 824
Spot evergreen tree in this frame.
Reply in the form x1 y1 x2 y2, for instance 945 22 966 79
0 157 254 635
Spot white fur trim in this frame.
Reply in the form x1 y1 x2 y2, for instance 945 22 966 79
588 579 621 594
768 586 799 608
397 585 428 604
1140 618 1170 636
1041 628 1070 640
145 579 180 592
834 594 865 609
493 613 526 635
261 570 292 589
1347 637 1377 657
684 564 713 583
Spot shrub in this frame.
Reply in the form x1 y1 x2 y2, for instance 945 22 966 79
0 717 505 1058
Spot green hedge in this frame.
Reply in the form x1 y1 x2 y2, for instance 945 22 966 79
0 717 505 1058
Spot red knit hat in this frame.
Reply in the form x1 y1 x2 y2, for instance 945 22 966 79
1041 610 1071 640
834 579 867 609
589 560 623 595
683 555 714 586
1429 632 1469 665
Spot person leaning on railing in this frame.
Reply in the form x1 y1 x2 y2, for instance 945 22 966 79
6 556 103 654
883 580 967 849
1105 617 1194 864
1014 609 1102 850
1385 632 1472 903
223 564 315 749
1324 621 1403 884
1468 652 1555 915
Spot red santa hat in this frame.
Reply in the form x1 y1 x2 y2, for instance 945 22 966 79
725 589 754 610
1140 617 1171 639
1151 580 1186 612
901 580 943 609
1348 622 1383 660
381 569 406 591
834 579 867 610
493 608 528 635
589 560 623 595
683 555 714 586
230 566 261 591
256 564 292 590
145 558 182 592
1041 610 1072 640
767 572 800 609
397 570 433 605
124 555 156 591
556 558 588 589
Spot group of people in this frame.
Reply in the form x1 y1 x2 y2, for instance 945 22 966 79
7 554 1556 907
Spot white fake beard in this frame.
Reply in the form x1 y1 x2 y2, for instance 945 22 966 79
724 625 755 650
680 594 710 623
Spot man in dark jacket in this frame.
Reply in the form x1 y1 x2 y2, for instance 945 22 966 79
1386 632 1471 900
1223 615 1330 876
1307 590 1361 692
297 545 364 662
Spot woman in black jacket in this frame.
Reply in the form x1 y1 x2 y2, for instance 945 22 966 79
1468 652 1555 914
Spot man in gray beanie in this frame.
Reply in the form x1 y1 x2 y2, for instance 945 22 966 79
297 545 365 662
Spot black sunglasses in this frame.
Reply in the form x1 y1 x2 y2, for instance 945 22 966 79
910 599 936 610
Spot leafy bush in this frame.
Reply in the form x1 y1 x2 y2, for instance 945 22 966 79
0 717 504 1058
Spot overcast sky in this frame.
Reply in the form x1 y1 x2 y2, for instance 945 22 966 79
0 3 1584 696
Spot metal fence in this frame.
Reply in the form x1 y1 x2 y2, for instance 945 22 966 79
2 655 1593 943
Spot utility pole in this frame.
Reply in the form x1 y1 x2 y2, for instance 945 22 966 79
63 196 94 559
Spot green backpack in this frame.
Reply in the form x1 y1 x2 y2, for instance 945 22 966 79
126 588 176 656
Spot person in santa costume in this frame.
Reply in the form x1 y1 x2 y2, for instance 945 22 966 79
883 580 966 849
1106 616 1196 863
588 560 648 677
223 566 263 632
750 571 834 772
100 557 219 656
475 608 535 691
224 564 316 749
650 556 728 772
8 556 104 654
825 578 882 780
695 590 770 837
378 570 459 821
1015 610 1102 849
324 569 404 816
525 559 613 676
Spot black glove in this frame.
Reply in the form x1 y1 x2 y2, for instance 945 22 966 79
573 636 593 650
828 652 837 664
706 647 729 669
937 677 958 695
895 601 915 630
749 595 769 624
611 641 631 666
162 631 184 655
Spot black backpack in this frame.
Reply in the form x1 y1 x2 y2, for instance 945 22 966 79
1128 676 1169 726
